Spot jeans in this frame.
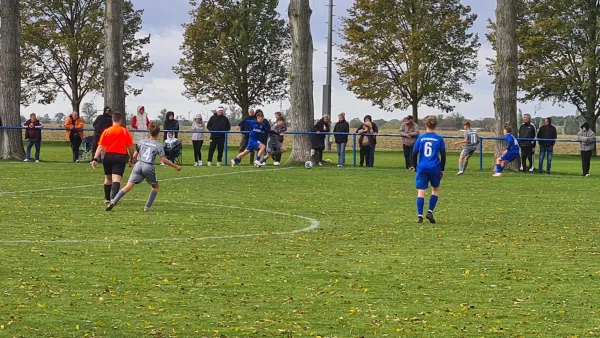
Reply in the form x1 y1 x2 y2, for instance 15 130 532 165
520 146 533 170
403 144 413 169
581 150 592 175
360 145 371 167
538 145 553 173
368 145 376 167
26 140 41 160
337 143 346 166
192 140 203 162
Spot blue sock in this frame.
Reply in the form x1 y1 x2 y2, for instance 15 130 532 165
428 195 439 212
234 157 240 164
496 164 502 173
416 197 425 216
256 155 261 162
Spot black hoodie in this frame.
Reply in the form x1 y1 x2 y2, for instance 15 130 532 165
537 118 557 147
92 108 113 139
207 114 231 139
333 119 350 144
311 118 330 149
164 111 180 140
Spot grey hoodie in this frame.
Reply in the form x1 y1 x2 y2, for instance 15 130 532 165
577 129 596 151
399 122 419 146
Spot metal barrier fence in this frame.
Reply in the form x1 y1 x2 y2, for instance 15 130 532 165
1 126 597 170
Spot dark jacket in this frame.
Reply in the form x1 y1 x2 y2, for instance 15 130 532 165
238 115 257 139
356 122 378 145
23 119 43 141
311 118 330 149
537 122 557 148
207 114 231 139
92 113 112 139
333 119 350 144
518 122 537 148
163 111 180 140
260 119 271 144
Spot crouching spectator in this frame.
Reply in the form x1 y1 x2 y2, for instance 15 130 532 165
23 113 43 162
164 132 182 164
578 122 596 177
65 111 84 163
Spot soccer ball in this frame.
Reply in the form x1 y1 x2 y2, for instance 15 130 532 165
305 161 313 169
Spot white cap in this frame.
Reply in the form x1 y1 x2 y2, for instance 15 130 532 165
217 106 224 111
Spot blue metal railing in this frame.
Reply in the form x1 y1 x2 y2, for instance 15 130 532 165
2 125 597 169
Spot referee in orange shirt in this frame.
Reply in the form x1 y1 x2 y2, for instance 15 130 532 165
91 111 135 203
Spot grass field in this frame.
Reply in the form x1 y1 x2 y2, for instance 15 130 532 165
1 142 600 337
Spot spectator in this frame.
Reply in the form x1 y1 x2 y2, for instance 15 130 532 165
356 115 378 167
333 112 349 167
92 106 113 160
191 114 205 166
518 113 537 172
311 115 330 166
163 111 179 141
358 122 374 167
23 113 43 162
272 111 287 164
64 111 84 163
399 115 419 169
537 117 557 174
238 108 256 164
207 106 231 166
577 122 596 177
164 132 182 163
132 105 150 144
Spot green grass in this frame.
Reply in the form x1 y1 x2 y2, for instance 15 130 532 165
1 142 600 337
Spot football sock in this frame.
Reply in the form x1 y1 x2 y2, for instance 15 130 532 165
496 164 502 173
104 184 111 201
416 197 425 216
112 190 126 203
234 157 240 164
146 190 158 208
463 160 469 171
428 195 439 212
458 161 464 171
110 182 120 199
256 155 261 162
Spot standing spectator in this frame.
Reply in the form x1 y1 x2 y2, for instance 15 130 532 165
23 113 43 162
577 122 596 177
311 115 330 166
238 108 256 164
163 111 179 141
64 111 84 163
518 113 537 172
399 115 419 169
207 106 231 166
131 105 150 144
272 111 287 164
191 114 205 166
356 115 378 167
537 117 557 174
92 106 113 160
333 112 349 167
358 122 374 167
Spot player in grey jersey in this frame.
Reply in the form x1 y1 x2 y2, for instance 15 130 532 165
454 121 479 175
106 123 181 212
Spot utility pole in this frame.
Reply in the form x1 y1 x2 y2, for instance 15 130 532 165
322 0 334 150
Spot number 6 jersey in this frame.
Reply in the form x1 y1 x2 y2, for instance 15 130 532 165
413 133 446 172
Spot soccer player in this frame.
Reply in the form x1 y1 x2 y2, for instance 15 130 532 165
455 121 479 175
106 123 181 212
261 116 288 165
411 115 446 224
231 111 268 167
91 111 135 203
493 126 521 177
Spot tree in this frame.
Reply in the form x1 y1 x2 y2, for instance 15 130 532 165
493 0 520 170
337 0 480 122
158 108 168 122
39 113 51 123
349 118 363 129
55 112 66 123
175 0 290 117
0 0 25 159
81 102 96 123
104 0 126 114
287 0 314 164
20 0 152 112
226 105 242 126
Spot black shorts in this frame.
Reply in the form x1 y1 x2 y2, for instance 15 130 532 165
103 153 127 176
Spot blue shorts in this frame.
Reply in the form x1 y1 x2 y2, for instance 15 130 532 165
415 171 442 190
245 140 262 152
501 152 519 162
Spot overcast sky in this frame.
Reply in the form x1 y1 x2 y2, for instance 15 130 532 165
22 0 575 121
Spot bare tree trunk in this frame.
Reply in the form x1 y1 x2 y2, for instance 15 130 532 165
0 0 25 160
493 0 519 170
286 0 314 164
103 0 125 115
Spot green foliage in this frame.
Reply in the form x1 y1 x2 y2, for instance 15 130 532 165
174 0 290 116
337 0 480 121
20 0 152 111
487 0 600 130
81 102 96 124
349 118 363 129
54 112 65 124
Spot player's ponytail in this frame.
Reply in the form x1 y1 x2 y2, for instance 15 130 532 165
424 115 437 130
149 122 160 138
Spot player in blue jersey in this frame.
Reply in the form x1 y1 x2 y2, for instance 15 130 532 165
231 111 268 167
493 126 520 177
411 116 446 224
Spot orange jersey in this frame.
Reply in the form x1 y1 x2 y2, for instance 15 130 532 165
99 125 133 155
